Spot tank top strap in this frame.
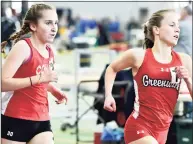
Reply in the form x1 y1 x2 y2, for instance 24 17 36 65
22 38 36 64
23 38 36 53
171 50 183 65
141 48 152 66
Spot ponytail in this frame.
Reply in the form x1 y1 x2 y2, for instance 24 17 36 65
143 38 154 49
143 24 154 49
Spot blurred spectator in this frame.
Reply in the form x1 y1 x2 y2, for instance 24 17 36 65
102 17 111 35
1 7 17 51
66 8 75 28
56 8 66 38
97 21 110 46
126 17 140 31
108 16 120 33
11 8 21 31
174 5 192 57
126 17 140 41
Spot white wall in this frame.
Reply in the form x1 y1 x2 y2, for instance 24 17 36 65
45 1 187 22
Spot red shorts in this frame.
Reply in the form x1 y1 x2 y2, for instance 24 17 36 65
124 113 169 144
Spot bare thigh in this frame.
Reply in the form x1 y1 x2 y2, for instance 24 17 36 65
27 132 54 144
128 136 158 144
1 138 26 144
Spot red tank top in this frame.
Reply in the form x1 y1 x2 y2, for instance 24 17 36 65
2 38 55 121
132 48 182 130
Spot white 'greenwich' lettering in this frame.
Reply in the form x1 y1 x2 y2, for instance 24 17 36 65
142 75 180 90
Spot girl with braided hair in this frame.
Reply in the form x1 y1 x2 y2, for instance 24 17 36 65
104 9 192 144
1 3 67 144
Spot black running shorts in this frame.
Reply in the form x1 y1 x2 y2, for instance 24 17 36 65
1 114 53 142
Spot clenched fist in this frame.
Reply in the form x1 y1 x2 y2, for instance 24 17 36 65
103 95 116 112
